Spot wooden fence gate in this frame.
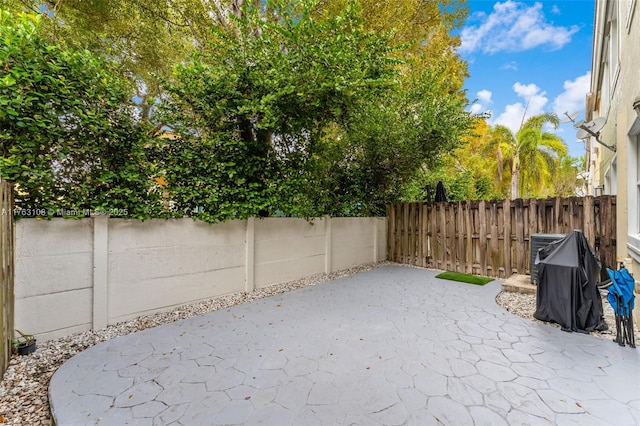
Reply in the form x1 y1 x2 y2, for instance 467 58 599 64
387 196 616 279
1 179 14 376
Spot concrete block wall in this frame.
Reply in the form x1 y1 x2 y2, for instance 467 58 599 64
15 219 94 338
253 218 327 289
14 216 386 341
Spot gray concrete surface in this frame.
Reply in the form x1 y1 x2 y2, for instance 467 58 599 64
49 265 640 425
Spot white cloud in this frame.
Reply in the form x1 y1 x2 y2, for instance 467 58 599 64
468 89 493 115
501 61 518 71
477 89 493 104
492 82 548 133
552 72 591 117
469 103 483 115
459 1 579 54
513 82 539 98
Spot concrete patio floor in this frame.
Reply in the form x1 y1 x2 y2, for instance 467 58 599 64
49 265 640 425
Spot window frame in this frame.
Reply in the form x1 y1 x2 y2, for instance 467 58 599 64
627 118 640 262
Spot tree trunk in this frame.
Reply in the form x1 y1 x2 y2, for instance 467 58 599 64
511 158 520 199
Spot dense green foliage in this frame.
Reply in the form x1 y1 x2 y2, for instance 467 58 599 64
156 2 473 218
401 115 581 202
487 113 568 199
1 1 474 221
0 11 154 217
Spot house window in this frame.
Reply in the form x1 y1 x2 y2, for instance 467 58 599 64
627 120 640 261
600 1 620 115
609 2 620 98
637 134 640 230
604 157 617 195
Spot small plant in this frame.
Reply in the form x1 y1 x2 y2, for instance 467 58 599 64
12 330 36 355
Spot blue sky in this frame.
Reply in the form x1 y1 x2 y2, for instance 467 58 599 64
458 0 594 158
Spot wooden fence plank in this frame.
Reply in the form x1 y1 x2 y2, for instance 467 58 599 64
447 205 456 271
1 179 15 376
388 205 392 261
554 197 563 234
568 197 578 230
465 202 473 274
414 202 420 266
408 203 415 265
402 203 409 264
515 199 526 274
479 200 487 276
503 199 512 277
393 204 402 262
470 202 477 274
584 196 595 248
429 204 437 267
540 198 548 232
528 199 537 238
457 202 464 273
415 202 421 265
527 199 535 272
417 203 423 267
601 196 615 271
439 203 447 270
490 202 499 276
421 204 428 267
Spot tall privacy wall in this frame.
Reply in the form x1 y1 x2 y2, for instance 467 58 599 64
15 217 386 341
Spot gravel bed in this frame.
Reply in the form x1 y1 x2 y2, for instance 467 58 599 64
496 288 640 344
1 263 638 425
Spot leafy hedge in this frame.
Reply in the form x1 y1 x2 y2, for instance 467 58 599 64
1 11 155 218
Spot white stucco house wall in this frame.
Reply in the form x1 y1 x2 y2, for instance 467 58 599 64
588 0 640 327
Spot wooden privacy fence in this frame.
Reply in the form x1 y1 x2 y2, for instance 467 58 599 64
0 179 15 376
387 196 616 279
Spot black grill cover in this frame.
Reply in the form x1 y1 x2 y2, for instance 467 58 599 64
533 230 607 333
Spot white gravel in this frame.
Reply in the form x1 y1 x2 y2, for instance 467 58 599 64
496 288 640 344
1 263 638 425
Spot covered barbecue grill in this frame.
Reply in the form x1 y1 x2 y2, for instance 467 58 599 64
533 230 607 333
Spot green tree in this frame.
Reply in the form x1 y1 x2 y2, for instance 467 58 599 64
157 0 472 218
5 0 220 127
488 113 568 199
552 155 583 197
156 1 402 219
400 118 507 203
0 10 153 215
335 62 473 212
314 0 469 91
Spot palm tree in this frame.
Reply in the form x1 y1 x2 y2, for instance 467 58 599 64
488 113 568 199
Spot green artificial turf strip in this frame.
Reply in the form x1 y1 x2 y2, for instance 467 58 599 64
435 271 493 286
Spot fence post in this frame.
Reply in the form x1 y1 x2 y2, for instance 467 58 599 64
386 206 392 261
0 180 15 376
465 202 473 274
245 217 255 292
372 217 379 263
92 215 109 330
325 215 332 273
584 196 595 248
421 204 429 267
503 199 512 277
478 200 487 276
515 199 526 274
